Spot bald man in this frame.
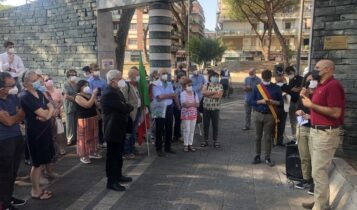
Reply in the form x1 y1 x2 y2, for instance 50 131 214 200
243 68 261 130
301 60 345 210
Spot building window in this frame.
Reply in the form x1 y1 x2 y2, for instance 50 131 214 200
130 51 141 62
130 23 137 30
128 38 137 45
285 22 292 30
113 23 119 30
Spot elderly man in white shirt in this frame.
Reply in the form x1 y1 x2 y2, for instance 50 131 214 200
0 41 25 90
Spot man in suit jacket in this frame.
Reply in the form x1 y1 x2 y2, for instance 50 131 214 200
101 70 133 191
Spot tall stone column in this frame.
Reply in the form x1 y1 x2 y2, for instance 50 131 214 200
149 1 172 74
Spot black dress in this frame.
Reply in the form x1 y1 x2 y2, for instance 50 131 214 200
20 90 54 167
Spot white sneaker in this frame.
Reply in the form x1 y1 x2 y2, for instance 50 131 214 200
80 157 91 164
89 153 102 159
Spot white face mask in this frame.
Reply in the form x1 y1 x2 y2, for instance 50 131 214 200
309 80 318 89
8 48 15 54
8 86 18 95
161 74 168 81
186 86 193 92
136 75 140 82
83 86 91 94
93 71 100 77
117 79 126 88
262 81 270 86
70 76 77 82
288 74 295 80
276 82 284 87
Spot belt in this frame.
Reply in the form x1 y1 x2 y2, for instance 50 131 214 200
311 125 339 131
257 110 270 114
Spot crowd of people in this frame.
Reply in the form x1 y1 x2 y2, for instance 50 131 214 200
0 39 345 210
244 60 345 210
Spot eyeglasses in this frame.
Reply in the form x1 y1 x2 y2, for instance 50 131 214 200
45 78 52 82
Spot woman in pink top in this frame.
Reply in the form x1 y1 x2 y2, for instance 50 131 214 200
180 79 199 152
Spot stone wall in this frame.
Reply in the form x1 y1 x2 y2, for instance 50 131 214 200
0 0 98 85
310 0 357 151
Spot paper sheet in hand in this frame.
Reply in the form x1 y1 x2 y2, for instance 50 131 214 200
297 116 309 126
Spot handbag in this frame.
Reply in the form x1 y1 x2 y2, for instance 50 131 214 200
56 117 64 134
198 83 210 113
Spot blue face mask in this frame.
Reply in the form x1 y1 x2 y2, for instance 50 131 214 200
38 85 47 93
32 81 41 90
210 76 218 83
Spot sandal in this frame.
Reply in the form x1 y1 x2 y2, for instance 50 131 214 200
183 146 189 152
213 142 221 148
200 141 209 147
31 190 52 200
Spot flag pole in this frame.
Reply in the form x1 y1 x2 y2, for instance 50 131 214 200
144 107 150 157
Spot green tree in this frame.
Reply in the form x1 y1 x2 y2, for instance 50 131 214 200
224 0 298 67
188 36 226 68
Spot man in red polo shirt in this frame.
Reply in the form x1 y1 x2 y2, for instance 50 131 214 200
300 59 345 210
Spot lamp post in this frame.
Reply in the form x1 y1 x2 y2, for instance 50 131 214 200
187 0 191 70
296 0 305 75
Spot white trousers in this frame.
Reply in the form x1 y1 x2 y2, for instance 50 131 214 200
182 119 197 146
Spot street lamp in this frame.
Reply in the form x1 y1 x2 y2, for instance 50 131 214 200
296 0 305 75
187 0 191 70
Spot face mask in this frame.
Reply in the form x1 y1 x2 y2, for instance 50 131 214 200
83 86 91 94
8 86 18 95
186 86 193 92
70 76 77 82
93 71 100 77
161 74 168 81
262 81 270 86
311 69 320 81
309 80 318 89
288 74 295 80
32 80 41 90
193 71 198 75
118 79 126 87
210 77 218 83
136 76 140 82
276 82 284 87
84 73 91 78
45 80 54 87
8 48 15 54
38 85 47 93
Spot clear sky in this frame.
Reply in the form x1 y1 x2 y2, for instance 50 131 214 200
3 0 218 31
198 0 218 31
2 0 26 6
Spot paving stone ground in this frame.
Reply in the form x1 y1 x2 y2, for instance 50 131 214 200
14 89 314 210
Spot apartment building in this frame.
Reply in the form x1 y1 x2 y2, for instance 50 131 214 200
112 1 205 73
217 0 312 62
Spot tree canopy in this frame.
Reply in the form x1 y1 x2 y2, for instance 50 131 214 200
188 36 226 67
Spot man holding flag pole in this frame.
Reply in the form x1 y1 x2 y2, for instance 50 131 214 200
137 52 151 156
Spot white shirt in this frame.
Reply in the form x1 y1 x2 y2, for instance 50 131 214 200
0 52 25 78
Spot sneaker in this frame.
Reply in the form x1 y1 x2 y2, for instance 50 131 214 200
80 157 91 164
100 142 107 148
308 184 314 195
265 158 275 167
242 127 250 131
89 153 102 159
183 146 189 152
295 181 308 190
11 197 26 206
128 153 136 159
252 155 261 164
188 146 196 152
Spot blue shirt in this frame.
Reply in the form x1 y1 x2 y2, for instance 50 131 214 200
0 95 22 140
244 76 261 101
88 76 107 93
152 80 174 106
191 74 206 100
250 83 283 114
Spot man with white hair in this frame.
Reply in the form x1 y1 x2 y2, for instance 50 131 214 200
243 68 261 130
153 68 179 157
101 70 134 191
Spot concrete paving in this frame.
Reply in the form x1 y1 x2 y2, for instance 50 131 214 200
14 91 313 210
